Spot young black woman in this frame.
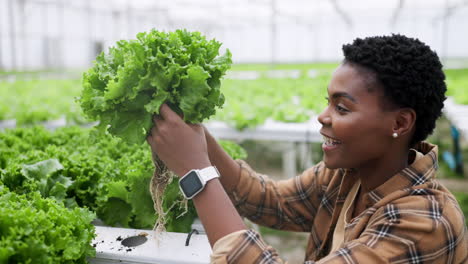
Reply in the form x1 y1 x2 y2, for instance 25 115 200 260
147 34 467 263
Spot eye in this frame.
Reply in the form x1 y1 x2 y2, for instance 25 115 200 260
336 104 349 113
325 97 349 113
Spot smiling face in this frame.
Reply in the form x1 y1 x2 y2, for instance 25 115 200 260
318 62 398 170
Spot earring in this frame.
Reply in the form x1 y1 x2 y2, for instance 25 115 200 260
392 132 398 138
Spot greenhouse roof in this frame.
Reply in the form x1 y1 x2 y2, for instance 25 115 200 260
29 0 468 24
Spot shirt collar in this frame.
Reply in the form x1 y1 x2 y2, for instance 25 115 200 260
364 141 439 206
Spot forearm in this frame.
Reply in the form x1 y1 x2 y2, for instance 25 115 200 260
205 130 241 192
146 108 247 248
192 178 246 247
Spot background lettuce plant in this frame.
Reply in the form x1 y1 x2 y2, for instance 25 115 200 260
0 185 95 264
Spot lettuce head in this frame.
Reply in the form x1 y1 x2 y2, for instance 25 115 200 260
80 29 232 144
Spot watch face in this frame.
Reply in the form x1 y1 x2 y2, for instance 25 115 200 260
179 171 203 198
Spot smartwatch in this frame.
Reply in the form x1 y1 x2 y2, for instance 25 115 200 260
179 166 220 199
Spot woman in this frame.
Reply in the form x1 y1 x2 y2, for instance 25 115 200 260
147 34 468 263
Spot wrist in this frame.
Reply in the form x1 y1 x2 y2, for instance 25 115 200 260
179 165 220 200
176 160 212 177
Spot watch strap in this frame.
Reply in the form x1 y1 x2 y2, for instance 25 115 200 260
198 166 220 183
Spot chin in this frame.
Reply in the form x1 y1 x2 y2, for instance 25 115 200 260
323 158 354 171
323 159 340 170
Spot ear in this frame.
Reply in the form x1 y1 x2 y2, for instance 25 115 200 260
392 108 416 138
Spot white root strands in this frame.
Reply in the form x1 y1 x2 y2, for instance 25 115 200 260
149 152 189 236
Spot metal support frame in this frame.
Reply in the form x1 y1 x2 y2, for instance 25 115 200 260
389 0 405 27
282 142 297 178
270 0 277 66
7 0 17 69
452 125 464 175
329 0 353 28
443 97 468 178
0 0 3 70
19 0 26 70
205 119 322 178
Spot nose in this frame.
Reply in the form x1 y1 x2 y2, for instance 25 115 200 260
317 107 331 126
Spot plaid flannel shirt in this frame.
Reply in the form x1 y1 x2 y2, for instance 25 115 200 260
212 142 468 263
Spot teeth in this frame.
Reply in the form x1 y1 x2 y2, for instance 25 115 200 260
322 135 341 146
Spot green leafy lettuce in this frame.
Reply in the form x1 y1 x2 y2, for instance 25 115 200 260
0 185 95 264
219 140 248 160
80 29 232 144
0 126 248 233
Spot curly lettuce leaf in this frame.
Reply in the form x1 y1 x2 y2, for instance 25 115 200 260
0 186 95 263
80 29 232 145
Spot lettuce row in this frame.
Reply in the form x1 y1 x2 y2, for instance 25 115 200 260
0 126 158 229
0 126 247 232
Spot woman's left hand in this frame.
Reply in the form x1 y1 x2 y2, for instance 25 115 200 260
146 104 211 177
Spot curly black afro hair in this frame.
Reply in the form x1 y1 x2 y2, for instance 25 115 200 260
342 34 447 146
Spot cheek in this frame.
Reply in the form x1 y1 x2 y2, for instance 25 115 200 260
335 114 389 145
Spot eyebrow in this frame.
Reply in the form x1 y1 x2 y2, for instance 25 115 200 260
330 91 358 103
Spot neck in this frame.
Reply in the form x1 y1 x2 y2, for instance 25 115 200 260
354 148 410 193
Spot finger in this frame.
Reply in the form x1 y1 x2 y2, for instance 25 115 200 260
147 124 157 140
153 114 163 123
146 133 157 150
159 103 183 123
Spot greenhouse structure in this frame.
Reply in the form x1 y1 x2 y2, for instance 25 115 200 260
1 0 467 263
